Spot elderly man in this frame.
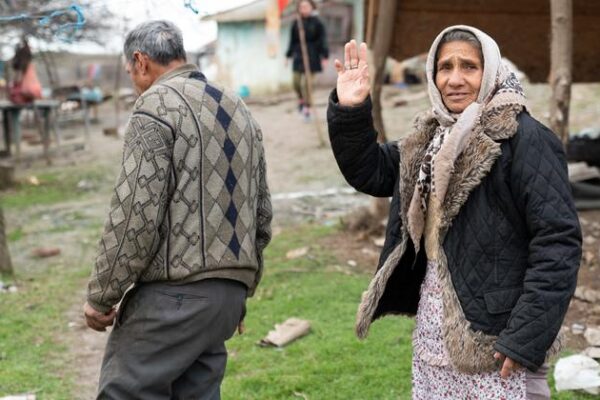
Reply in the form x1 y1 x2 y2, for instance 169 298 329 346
83 20 272 399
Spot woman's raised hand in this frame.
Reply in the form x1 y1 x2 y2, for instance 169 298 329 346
334 40 370 106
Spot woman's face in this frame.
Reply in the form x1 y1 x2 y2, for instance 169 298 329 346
298 1 314 17
435 41 483 113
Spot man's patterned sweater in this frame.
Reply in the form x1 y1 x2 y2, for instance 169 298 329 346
87 65 272 313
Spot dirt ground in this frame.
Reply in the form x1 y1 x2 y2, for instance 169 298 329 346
6 82 600 398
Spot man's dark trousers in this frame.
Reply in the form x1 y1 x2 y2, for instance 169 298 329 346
97 279 246 400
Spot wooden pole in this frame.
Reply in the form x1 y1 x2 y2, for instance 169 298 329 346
0 206 13 276
368 0 397 220
295 11 326 147
366 0 377 47
370 0 397 143
549 0 573 146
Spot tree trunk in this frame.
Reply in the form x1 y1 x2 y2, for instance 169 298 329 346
549 0 573 146
0 162 15 190
369 0 397 143
0 206 13 276
369 0 397 220
39 50 57 89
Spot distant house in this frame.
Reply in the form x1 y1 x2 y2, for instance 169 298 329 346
203 0 364 95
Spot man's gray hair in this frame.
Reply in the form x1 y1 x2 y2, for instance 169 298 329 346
124 20 186 65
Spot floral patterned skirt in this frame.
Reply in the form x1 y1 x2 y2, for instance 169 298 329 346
411 261 527 400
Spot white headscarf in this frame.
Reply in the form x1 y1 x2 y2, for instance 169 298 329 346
426 25 509 127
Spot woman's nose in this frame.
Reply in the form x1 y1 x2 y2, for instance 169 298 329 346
448 68 464 86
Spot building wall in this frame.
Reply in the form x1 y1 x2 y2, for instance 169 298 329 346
215 21 291 95
213 0 364 95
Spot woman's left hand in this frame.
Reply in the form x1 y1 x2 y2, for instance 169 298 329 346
494 352 523 379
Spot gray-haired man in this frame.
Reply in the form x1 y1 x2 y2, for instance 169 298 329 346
83 20 272 399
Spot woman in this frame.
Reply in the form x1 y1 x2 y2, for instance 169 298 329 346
9 38 42 104
327 26 581 399
285 0 328 120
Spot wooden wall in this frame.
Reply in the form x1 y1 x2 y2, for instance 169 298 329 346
367 0 600 82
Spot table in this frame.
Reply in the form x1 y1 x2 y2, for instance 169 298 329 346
0 99 60 162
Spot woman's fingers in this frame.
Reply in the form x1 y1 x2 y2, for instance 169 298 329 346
342 40 367 70
349 40 358 68
358 42 368 67
334 59 343 73
500 357 516 379
344 42 351 69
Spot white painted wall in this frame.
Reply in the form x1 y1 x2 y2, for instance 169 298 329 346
215 21 292 95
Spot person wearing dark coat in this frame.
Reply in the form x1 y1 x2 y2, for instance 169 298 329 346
327 26 581 399
285 0 328 119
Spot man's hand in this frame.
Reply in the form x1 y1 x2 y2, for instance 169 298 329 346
334 40 370 107
237 320 245 335
83 301 116 332
494 352 523 379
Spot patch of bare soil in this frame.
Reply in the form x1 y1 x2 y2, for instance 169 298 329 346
563 210 600 350
326 209 600 353
64 292 108 400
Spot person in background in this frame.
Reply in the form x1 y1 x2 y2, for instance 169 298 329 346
9 38 42 104
83 20 272 399
328 26 581 399
285 0 328 121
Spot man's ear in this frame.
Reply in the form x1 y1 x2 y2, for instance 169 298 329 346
133 51 148 75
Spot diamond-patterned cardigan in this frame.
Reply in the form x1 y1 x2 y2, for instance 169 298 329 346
87 65 272 313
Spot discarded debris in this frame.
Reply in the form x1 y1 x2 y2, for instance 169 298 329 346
585 327 600 347
76 180 95 191
0 395 36 400
554 354 600 395
0 281 18 294
286 247 309 260
575 287 600 303
259 318 311 347
569 162 600 183
347 260 357 267
572 322 586 335
583 347 600 360
373 237 385 247
103 127 119 137
27 176 40 186
31 247 61 258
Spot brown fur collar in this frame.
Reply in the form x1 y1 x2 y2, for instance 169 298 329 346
355 104 566 373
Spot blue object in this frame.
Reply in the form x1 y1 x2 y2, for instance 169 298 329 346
237 85 250 99
0 4 85 43
184 0 199 14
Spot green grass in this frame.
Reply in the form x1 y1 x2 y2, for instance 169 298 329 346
223 225 414 399
0 165 114 209
0 262 90 398
7 227 23 242
0 221 596 399
222 225 596 399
